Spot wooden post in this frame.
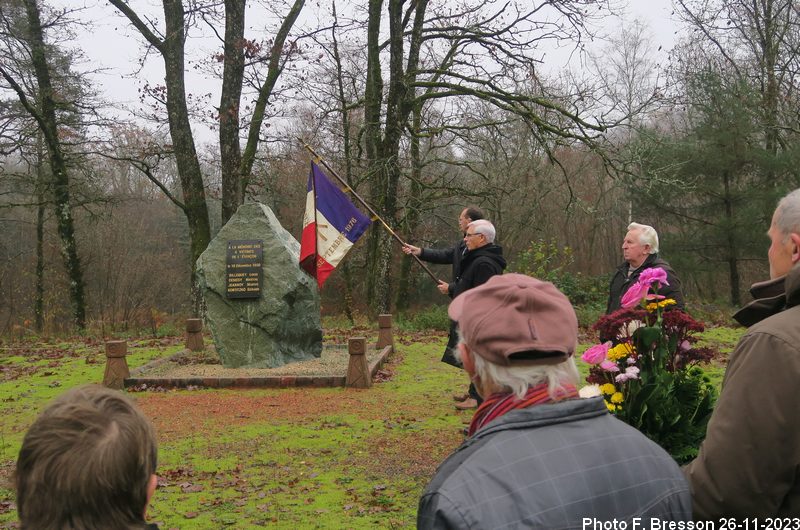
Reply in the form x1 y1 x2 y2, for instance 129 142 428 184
375 313 394 352
346 337 371 388
186 318 204 351
103 340 129 390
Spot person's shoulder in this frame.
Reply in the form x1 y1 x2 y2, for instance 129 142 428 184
746 304 800 347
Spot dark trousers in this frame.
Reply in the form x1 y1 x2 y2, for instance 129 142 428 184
443 320 483 406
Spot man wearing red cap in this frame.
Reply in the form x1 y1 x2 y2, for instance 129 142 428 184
418 274 691 528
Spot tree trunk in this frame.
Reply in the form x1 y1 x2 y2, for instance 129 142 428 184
220 0 246 225
35 132 46 332
332 3 356 323
162 0 212 315
23 0 86 328
395 103 423 311
722 170 741 306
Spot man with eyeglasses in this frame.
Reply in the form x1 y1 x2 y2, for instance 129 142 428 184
402 207 485 372
404 215 505 410
445 219 507 409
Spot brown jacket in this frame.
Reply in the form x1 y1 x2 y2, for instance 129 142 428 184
684 263 800 518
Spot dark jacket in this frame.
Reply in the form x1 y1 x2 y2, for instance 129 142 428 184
451 243 506 299
684 263 800 518
440 243 505 367
418 397 692 529
606 253 685 313
420 240 467 298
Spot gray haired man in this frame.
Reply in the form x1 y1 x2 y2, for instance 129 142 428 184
606 222 685 313
418 273 691 528
684 188 800 518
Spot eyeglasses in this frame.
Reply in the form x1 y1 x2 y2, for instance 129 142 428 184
465 233 482 238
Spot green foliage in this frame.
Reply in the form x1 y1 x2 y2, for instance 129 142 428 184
629 70 795 304
588 306 719 464
396 305 450 332
511 238 608 307
623 330 717 464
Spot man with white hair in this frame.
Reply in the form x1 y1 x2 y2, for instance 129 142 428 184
418 274 691 528
402 207 485 372
684 188 800 518
446 219 506 409
606 222 684 313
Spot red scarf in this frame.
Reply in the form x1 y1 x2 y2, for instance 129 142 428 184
468 382 579 437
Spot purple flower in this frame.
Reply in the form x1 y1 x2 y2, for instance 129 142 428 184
639 267 669 287
615 366 640 383
582 341 612 365
620 281 650 308
600 359 620 372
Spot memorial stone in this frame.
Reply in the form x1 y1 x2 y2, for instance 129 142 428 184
196 203 323 368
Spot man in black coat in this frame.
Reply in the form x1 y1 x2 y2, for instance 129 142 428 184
403 207 484 378
446 219 506 409
606 222 685 314
404 212 506 410
402 206 484 298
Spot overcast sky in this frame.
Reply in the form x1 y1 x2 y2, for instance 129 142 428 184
61 0 682 144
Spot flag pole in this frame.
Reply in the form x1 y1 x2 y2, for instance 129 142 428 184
297 139 442 284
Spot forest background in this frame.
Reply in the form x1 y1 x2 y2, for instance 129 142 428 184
2 0 800 336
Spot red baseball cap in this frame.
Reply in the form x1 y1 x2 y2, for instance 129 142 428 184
448 273 578 366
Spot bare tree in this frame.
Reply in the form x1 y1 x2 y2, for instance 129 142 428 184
359 0 611 312
217 0 305 224
674 0 800 155
108 0 213 315
0 0 87 328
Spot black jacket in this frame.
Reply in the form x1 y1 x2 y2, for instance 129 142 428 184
420 240 467 298
452 244 506 299
439 243 507 367
606 253 684 314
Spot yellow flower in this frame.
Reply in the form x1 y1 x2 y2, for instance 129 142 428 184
607 343 633 362
610 392 624 404
647 298 677 312
600 383 616 395
605 402 617 412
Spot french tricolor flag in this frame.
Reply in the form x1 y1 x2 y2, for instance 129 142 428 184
299 162 371 288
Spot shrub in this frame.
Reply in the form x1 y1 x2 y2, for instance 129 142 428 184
397 305 450 332
511 239 608 307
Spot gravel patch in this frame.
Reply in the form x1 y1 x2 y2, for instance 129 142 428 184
137 344 386 379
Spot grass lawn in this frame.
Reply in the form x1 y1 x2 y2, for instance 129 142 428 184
0 326 744 529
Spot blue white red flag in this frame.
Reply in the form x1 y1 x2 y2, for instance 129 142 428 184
299 162 371 288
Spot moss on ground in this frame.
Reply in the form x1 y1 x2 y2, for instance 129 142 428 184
0 327 741 528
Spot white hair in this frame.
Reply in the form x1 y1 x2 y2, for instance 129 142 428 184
459 339 580 400
775 189 800 242
628 222 659 254
468 219 496 243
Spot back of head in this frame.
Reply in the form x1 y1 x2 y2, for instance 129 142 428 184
464 206 485 222
449 273 580 398
16 385 157 530
775 188 800 239
628 222 659 254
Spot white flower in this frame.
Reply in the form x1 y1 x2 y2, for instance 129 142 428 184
617 319 645 340
578 384 602 398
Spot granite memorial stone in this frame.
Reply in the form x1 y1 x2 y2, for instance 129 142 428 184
196 203 323 368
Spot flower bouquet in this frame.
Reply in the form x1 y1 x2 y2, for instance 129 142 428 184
582 268 717 463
